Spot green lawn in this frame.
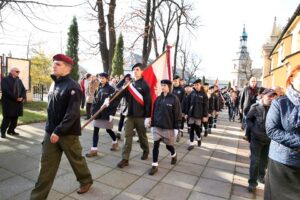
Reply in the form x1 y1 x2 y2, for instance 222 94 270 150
0 101 86 125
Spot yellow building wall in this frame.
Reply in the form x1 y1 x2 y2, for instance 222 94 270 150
287 52 300 67
272 66 288 88
270 52 278 70
263 13 300 89
263 75 272 88
283 35 292 57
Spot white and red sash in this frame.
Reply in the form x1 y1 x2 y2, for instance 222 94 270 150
128 83 144 106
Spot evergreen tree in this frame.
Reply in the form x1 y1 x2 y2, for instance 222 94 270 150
112 34 124 77
228 81 232 90
66 16 79 81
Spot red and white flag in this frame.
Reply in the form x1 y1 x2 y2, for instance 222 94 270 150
143 46 172 103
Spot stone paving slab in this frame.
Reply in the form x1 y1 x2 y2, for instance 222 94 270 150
0 111 264 200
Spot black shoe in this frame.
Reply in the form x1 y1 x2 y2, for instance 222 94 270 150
242 135 248 141
197 140 202 147
148 166 158 175
117 159 129 168
171 154 177 165
213 124 216 128
187 145 194 151
204 130 208 137
247 185 256 193
141 152 149 160
1 135 6 138
7 131 19 136
116 133 121 140
258 176 265 184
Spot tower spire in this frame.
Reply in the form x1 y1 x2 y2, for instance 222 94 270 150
240 24 248 49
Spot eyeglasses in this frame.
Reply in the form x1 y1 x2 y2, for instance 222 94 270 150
15 71 20 73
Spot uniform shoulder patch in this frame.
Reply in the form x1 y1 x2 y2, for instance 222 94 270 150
71 90 76 95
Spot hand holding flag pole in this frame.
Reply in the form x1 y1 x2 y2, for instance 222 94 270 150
81 81 131 130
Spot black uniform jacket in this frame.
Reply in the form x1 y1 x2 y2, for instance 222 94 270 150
1 74 26 117
151 93 182 129
46 75 82 136
117 77 152 118
208 93 220 114
184 90 208 118
172 86 186 103
92 83 119 120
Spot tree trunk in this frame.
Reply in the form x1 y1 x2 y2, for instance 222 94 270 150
107 0 116 74
142 0 151 67
173 13 182 76
152 26 160 58
97 0 109 73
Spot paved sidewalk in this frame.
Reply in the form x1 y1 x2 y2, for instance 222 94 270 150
0 112 264 200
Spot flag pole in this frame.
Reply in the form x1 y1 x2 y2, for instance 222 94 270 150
81 81 131 130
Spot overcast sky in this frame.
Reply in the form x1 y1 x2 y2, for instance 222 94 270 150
0 0 299 80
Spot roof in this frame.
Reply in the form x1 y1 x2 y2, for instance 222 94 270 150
270 3 300 56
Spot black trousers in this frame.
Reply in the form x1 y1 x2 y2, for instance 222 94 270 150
264 158 300 200
86 103 92 118
1 116 18 135
248 139 269 186
118 114 126 132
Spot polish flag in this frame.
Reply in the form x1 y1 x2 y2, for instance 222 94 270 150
143 46 172 103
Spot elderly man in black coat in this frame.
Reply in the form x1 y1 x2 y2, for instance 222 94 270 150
1 67 26 138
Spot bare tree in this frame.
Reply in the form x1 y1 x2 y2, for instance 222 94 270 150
0 1 83 31
172 0 200 75
86 0 116 74
185 54 201 84
179 41 190 78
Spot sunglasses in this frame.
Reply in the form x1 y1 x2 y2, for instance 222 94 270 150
15 71 20 73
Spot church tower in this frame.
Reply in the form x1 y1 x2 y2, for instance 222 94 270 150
231 25 253 89
262 17 281 87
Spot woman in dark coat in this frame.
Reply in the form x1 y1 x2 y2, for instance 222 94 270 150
148 79 182 175
1 67 26 138
85 72 119 157
265 65 300 200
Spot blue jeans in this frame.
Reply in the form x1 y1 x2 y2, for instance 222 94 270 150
248 138 270 186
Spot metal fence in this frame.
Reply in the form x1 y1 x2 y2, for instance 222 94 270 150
33 84 48 101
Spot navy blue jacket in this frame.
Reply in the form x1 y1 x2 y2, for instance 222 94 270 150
92 83 118 120
246 102 271 144
46 75 81 136
266 96 300 167
184 90 208 118
151 93 182 129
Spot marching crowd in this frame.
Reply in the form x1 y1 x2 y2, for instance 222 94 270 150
0 54 299 200
78 61 300 200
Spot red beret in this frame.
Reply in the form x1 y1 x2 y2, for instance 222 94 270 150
53 54 74 65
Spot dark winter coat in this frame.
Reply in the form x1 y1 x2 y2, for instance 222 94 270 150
151 93 182 129
246 102 271 144
240 86 260 114
172 86 186 103
266 86 300 167
92 83 118 120
45 75 81 136
208 93 220 114
1 74 26 117
117 77 152 118
184 90 208 118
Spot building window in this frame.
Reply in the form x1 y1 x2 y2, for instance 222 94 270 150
278 43 284 66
